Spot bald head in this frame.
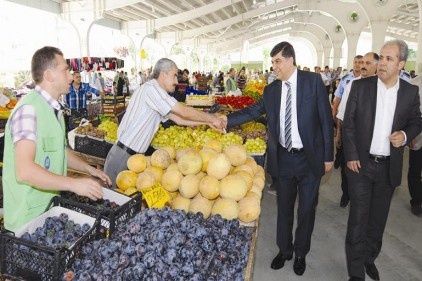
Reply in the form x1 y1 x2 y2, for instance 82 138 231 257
361 52 379 78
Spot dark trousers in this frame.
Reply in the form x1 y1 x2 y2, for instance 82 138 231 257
345 159 395 279
335 145 349 199
275 144 321 258
408 148 422 206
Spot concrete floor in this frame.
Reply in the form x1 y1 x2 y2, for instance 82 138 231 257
252 147 422 281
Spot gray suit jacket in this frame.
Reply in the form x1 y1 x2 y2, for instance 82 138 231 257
343 76 422 187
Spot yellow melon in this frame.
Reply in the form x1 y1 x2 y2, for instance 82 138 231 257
224 144 248 166
116 170 137 191
207 153 232 180
136 171 155 190
161 146 176 159
211 198 239 220
203 139 223 153
176 147 196 162
245 157 258 175
150 149 171 169
199 175 220 200
199 148 217 172
238 197 261 223
166 162 179 171
220 174 248 201
189 195 212 218
233 170 253 191
171 195 191 213
161 169 183 192
144 166 163 182
127 154 147 173
177 151 202 175
179 174 200 198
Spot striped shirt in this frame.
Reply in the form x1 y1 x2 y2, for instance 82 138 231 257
10 86 61 143
118 79 177 152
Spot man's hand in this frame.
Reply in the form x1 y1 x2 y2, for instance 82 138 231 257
409 139 416 150
86 166 112 186
217 114 228 128
389 131 405 148
335 133 342 149
71 178 104 201
324 161 334 173
347 160 361 173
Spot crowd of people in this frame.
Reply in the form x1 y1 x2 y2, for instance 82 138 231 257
1 38 421 281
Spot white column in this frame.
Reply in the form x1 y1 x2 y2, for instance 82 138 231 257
416 0 422 73
346 33 360 68
370 20 389 53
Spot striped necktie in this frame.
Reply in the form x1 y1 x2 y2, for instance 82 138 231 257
284 81 292 151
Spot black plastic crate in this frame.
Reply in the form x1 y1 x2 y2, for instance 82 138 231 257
74 135 113 158
60 191 142 235
0 204 102 281
252 154 266 168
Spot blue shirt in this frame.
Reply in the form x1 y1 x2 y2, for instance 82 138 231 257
65 83 100 110
334 71 357 99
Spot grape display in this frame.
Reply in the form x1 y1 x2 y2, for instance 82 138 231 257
67 207 253 280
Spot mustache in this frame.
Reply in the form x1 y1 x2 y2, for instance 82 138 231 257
361 68 367 71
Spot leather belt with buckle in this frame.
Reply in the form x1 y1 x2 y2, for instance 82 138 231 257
369 154 390 162
282 147 304 154
117 141 137 156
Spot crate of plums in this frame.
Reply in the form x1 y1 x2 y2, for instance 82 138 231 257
0 204 102 281
60 187 142 235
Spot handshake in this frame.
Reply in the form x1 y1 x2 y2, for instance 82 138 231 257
209 114 228 133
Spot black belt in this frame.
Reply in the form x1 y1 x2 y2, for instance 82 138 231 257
369 154 390 162
117 141 137 156
281 145 304 154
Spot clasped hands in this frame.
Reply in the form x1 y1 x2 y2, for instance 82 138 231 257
209 114 228 133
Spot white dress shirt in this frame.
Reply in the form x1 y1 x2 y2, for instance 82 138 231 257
369 78 399 156
337 75 362 121
279 69 303 148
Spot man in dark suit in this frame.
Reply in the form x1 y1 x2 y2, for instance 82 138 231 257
220 41 334 276
343 39 422 281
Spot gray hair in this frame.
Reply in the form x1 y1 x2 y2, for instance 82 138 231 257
152 58 178 79
382 39 408 62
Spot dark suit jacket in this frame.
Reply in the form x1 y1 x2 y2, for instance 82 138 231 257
227 70 334 178
343 76 422 187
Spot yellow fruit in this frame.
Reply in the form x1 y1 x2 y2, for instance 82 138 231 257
245 157 258 175
233 170 253 191
245 191 261 201
199 175 220 200
189 195 212 218
124 187 137 196
161 146 176 159
179 174 201 199
232 164 254 177
252 175 265 191
250 184 263 198
171 195 191 213
207 153 232 180
220 174 248 201
238 197 261 223
177 151 202 175
136 172 155 190
144 166 163 182
116 170 137 191
224 144 248 166
203 139 223 153
161 169 183 192
127 154 147 173
211 198 239 220
176 147 196 162
151 149 171 169
199 148 217 172
166 163 179 171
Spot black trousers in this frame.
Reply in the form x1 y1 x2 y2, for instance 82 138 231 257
275 144 321 258
408 148 422 206
335 144 349 199
345 159 394 279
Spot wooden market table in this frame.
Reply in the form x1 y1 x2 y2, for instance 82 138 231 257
72 151 105 167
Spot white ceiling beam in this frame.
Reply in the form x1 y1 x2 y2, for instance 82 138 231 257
154 0 243 29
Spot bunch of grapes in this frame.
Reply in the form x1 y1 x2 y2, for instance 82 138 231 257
98 120 118 143
220 132 243 148
65 193 120 211
243 138 267 154
75 124 106 139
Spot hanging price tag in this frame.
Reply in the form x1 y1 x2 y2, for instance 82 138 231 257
140 184 170 208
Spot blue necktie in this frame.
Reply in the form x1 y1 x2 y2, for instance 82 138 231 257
284 81 292 151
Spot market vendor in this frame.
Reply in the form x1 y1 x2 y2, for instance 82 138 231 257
64 70 104 129
225 67 237 94
2 46 111 232
104 58 225 187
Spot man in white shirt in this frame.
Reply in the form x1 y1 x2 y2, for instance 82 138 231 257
321 65 332 96
335 52 379 208
342 40 421 281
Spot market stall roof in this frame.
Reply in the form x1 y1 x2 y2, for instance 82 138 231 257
51 0 419 49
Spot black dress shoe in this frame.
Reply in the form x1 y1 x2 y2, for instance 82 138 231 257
293 257 306 276
270 252 292 270
364 262 380 280
340 194 349 208
411 205 422 216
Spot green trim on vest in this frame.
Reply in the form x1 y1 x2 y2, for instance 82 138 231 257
3 90 67 232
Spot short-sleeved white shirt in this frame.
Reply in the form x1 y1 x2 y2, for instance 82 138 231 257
118 79 177 153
